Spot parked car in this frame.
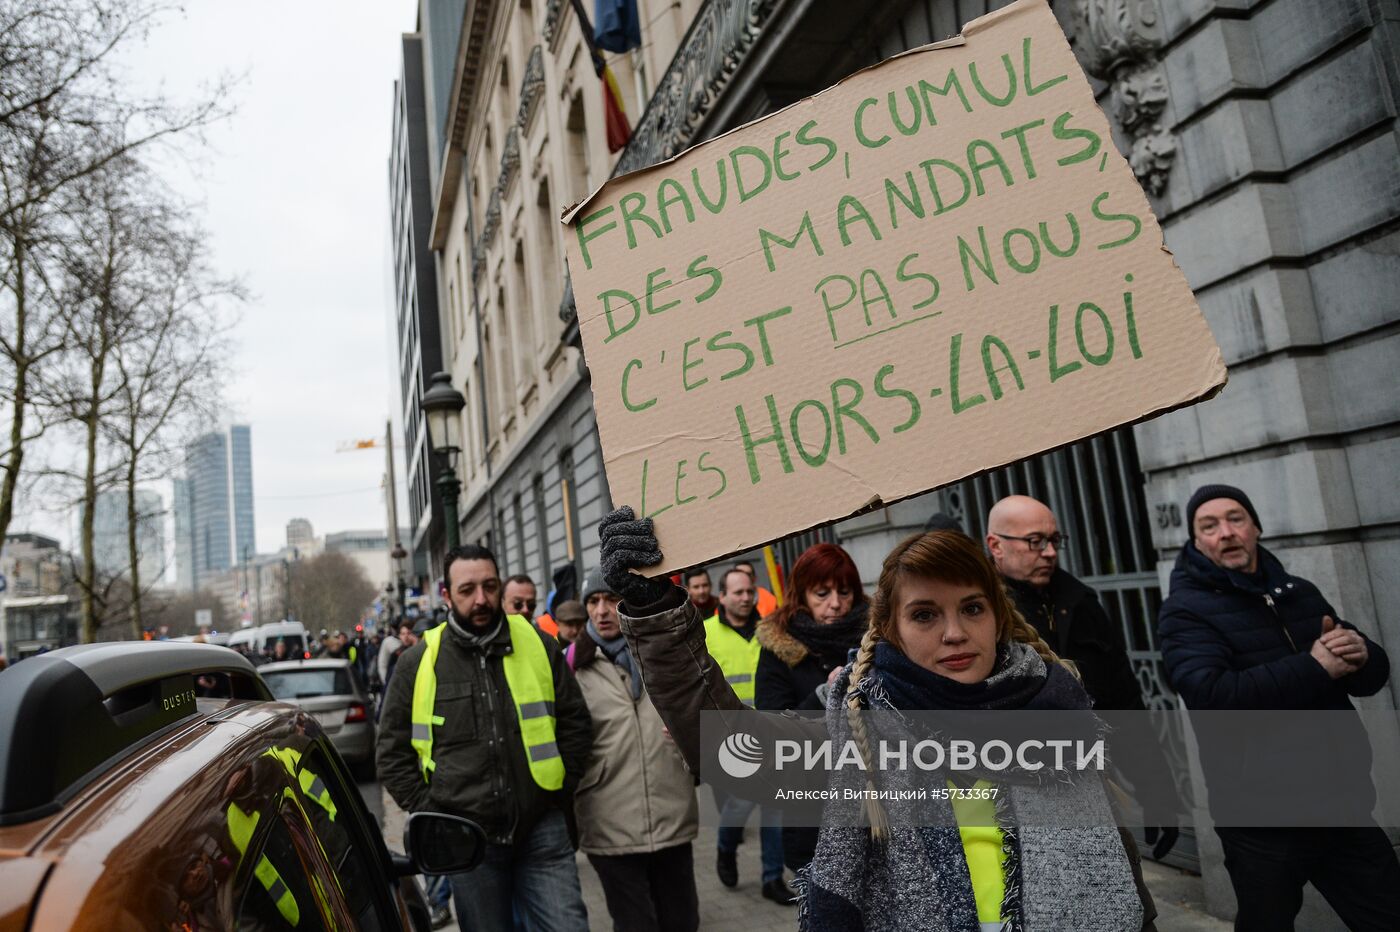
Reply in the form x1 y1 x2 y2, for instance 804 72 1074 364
259 657 375 776
0 641 483 930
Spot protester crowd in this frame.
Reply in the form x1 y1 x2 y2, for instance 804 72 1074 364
371 484 1395 932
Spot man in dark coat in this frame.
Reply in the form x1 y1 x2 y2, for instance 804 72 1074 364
1159 484 1399 931
988 495 1178 856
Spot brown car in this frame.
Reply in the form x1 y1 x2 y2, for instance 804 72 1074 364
0 642 482 931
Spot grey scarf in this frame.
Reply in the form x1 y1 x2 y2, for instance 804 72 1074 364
799 641 1142 932
587 621 642 701
446 609 504 649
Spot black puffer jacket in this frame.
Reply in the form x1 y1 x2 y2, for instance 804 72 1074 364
1159 543 1388 711
1158 542 1389 820
376 613 593 846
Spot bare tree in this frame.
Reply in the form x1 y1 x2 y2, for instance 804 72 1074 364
0 0 232 550
105 212 239 638
43 157 188 641
289 552 378 635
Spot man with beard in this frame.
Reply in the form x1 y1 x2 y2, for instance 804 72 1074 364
377 544 593 931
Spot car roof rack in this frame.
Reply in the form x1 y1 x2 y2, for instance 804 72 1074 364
0 642 272 826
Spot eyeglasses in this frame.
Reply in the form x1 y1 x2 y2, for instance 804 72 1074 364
993 532 1067 552
508 599 538 613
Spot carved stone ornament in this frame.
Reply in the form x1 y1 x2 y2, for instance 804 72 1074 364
1070 0 1176 196
501 125 521 186
517 45 545 130
614 0 782 177
542 0 564 44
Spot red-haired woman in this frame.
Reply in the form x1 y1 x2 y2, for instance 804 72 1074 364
597 508 1155 931
755 543 868 714
755 543 869 874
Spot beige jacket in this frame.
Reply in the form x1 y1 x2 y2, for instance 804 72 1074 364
568 633 698 856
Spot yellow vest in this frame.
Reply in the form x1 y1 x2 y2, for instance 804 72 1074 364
704 613 762 706
263 746 338 821
411 615 564 789
227 802 301 926
950 779 1006 925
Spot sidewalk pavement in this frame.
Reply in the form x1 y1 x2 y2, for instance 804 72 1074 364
381 788 1229 930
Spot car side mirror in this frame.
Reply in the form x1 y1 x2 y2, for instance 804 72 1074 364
402 812 486 876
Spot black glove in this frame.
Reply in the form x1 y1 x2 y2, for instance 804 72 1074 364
1143 826 1180 860
599 506 672 607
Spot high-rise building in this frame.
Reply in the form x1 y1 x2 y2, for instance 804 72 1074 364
389 33 444 590
88 489 166 586
183 425 256 587
286 517 315 554
172 478 194 591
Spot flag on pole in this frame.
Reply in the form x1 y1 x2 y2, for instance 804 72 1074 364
762 546 785 607
600 61 631 152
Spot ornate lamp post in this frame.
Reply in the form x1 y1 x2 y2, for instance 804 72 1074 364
390 542 409 618
421 372 468 551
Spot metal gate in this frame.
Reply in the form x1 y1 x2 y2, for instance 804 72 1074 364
934 427 1198 869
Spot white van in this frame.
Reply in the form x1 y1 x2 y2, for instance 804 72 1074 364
256 621 310 659
225 626 258 654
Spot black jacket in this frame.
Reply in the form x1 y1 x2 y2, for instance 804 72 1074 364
1159 543 1388 711
1158 542 1389 820
376 614 593 846
1005 570 1144 711
1007 570 1179 817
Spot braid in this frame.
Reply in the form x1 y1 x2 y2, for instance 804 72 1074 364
845 625 890 843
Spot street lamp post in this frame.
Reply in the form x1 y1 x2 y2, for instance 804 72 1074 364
421 371 468 552
390 542 408 618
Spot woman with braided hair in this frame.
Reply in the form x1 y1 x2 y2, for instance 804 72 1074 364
599 507 1156 931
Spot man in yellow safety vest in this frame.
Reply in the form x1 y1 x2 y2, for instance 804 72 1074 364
704 568 793 905
377 544 593 931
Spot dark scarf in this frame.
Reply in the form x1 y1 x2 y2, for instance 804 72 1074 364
588 621 642 700
786 602 870 668
446 608 505 650
872 640 1091 713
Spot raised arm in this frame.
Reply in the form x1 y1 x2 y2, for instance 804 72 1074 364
601 508 827 774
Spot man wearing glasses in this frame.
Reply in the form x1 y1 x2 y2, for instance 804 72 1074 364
987 495 1178 856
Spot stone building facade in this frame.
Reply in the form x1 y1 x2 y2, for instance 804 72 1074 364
398 1 1397 921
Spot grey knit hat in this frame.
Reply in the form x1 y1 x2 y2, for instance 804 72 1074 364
580 567 614 604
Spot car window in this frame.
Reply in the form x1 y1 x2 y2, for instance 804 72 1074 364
233 798 330 932
294 747 390 931
262 669 352 699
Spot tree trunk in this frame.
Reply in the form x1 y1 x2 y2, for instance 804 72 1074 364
79 394 99 642
126 455 142 639
0 231 29 547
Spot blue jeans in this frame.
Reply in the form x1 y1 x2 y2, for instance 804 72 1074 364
449 808 588 932
426 873 452 909
716 793 784 884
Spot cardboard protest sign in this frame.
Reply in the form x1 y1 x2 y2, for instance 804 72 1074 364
562 0 1226 574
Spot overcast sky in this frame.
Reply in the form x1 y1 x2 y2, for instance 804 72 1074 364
18 1 422 563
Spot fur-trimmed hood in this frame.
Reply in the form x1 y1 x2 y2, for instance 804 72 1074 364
756 616 811 667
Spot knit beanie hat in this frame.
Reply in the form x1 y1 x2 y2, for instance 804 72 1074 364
1186 484 1261 534
580 567 614 605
